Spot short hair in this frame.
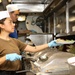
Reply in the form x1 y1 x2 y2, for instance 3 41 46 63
0 18 6 33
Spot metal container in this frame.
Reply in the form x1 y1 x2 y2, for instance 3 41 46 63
31 52 74 75
68 64 75 75
26 34 53 45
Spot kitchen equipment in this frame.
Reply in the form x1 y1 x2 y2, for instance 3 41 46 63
31 47 58 62
36 72 50 75
67 57 75 75
16 70 35 74
31 52 74 75
19 48 75 75
39 55 48 62
68 64 75 75
26 34 53 45
67 57 75 66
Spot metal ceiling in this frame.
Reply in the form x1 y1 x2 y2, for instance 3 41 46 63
11 0 54 13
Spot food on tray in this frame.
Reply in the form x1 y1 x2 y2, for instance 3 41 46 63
55 38 75 44
56 39 65 42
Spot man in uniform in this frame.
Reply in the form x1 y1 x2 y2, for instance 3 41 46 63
6 4 31 38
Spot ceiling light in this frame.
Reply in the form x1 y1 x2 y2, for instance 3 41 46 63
8 0 11 2
0 0 2 3
69 17 75 22
18 15 26 21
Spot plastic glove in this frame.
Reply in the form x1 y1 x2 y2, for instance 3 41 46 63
48 40 62 47
6 53 22 61
30 30 37 33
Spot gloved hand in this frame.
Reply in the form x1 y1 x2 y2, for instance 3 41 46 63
30 30 37 33
48 40 62 47
6 53 22 61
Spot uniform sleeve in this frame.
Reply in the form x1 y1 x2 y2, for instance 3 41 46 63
13 38 27 51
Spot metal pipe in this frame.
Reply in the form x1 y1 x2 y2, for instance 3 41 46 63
48 17 50 33
66 1 69 34
53 13 56 39
44 20 47 32
16 70 35 74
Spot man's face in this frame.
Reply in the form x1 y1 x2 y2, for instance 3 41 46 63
9 10 19 22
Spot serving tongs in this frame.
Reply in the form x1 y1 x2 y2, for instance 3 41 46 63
22 55 37 62
16 70 36 75
16 55 37 74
